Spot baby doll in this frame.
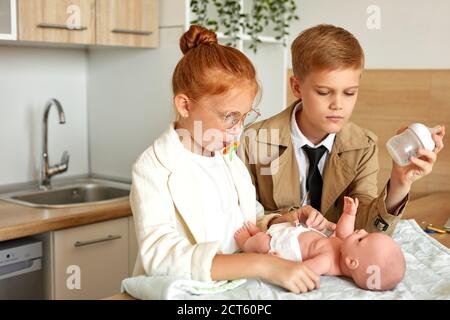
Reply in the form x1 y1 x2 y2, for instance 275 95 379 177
234 197 406 291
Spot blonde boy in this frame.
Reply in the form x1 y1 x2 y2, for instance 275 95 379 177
243 24 445 235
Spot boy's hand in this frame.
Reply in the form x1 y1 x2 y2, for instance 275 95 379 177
287 206 336 231
391 125 445 187
343 196 359 216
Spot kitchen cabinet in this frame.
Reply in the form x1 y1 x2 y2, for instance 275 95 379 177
40 217 130 300
15 0 159 48
0 0 17 40
96 0 159 48
128 216 138 276
17 0 96 45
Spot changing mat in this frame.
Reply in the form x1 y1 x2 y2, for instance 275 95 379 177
121 219 450 300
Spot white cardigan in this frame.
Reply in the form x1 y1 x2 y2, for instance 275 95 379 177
130 124 277 281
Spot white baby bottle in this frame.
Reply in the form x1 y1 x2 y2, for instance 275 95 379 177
386 123 438 166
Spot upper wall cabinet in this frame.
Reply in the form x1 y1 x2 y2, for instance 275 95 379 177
15 0 159 48
96 0 159 48
18 0 96 45
0 0 17 40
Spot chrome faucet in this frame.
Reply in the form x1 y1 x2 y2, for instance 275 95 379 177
40 98 70 189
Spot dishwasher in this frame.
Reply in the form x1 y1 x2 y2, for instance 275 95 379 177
0 237 43 300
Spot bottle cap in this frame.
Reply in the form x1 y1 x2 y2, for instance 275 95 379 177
408 123 436 151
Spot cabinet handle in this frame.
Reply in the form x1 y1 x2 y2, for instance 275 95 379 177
37 23 88 31
111 28 153 36
74 234 122 247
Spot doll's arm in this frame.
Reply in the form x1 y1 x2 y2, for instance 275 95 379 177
335 197 359 240
302 254 332 276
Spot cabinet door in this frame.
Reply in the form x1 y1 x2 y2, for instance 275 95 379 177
53 218 128 300
18 0 96 45
0 0 17 40
96 0 159 48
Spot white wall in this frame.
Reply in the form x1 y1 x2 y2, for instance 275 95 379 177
0 46 89 185
87 27 183 180
288 0 450 69
243 43 286 119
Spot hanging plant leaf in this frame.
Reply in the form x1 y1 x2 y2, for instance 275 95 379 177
190 0 299 53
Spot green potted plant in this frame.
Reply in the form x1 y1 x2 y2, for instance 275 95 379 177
190 0 299 52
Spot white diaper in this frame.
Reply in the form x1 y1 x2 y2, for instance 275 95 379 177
266 222 325 261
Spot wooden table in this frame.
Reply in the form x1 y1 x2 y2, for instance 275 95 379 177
104 293 135 300
402 192 450 248
104 192 450 300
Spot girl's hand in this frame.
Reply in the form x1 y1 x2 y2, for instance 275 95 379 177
262 255 320 294
391 125 445 186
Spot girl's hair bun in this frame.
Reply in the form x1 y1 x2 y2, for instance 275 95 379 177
180 25 218 54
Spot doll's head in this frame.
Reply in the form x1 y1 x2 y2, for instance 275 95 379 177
340 229 406 291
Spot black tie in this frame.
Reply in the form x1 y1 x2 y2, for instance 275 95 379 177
302 145 327 211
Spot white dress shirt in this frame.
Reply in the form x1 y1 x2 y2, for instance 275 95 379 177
290 102 336 206
182 147 244 254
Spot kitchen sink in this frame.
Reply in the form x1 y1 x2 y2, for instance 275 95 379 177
0 179 130 209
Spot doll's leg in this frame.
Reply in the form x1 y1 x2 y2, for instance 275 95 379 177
234 226 271 254
244 232 271 253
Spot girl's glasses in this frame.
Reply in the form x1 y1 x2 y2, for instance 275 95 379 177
223 108 262 129
189 98 262 130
